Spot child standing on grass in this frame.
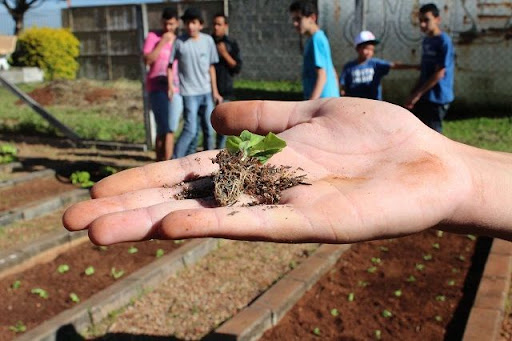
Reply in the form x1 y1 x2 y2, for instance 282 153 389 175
168 7 221 158
404 3 455 133
143 8 182 161
340 31 418 101
289 0 339 100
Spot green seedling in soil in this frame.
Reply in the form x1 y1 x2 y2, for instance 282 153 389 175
31 288 48 299
432 242 440 249
457 255 466 262
174 239 185 244
0 143 18 164
371 257 381 265
452 267 460 273
466 234 477 241
111 267 125 279
436 295 446 302
423 254 433 261
84 266 95 276
9 321 26 333
375 330 382 340
415 263 425 271
11 280 21 289
347 292 355 302
289 260 297 269
435 315 443 322
436 231 444 237
394 289 402 297
128 246 138 254
100 165 117 177
69 292 80 303
226 130 286 163
99 246 108 251
330 308 339 317
447 279 456 286
70 170 95 188
155 248 165 258
379 246 389 252
57 264 70 274
367 266 378 273
382 309 393 318
405 275 416 283
312 327 321 336
358 280 370 287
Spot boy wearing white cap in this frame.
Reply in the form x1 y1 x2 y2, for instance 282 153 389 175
340 31 416 100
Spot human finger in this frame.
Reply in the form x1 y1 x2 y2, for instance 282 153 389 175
211 100 328 136
86 198 216 245
63 177 213 231
90 151 219 198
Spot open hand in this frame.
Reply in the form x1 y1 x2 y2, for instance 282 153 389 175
63 98 475 245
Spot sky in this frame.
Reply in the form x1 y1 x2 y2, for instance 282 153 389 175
0 0 167 35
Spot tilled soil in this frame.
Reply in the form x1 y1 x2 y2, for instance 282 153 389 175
499 273 512 340
0 176 77 211
0 238 184 340
261 230 483 340
84 240 318 340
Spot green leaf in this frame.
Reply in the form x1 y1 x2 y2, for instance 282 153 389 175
69 292 80 303
382 309 393 318
84 266 95 276
128 246 138 254
330 308 339 317
111 267 125 279
155 249 165 258
57 264 70 274
11 280 21 289
225 130 286 164
9 321 26 333
312 327 321 336
347 292 355 302
31 288 49 299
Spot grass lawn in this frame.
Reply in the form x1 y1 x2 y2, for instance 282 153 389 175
0 79 510 151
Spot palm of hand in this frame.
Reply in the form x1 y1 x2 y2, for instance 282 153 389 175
63 99 468 245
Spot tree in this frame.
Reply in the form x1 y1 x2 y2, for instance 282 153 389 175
1 0 65 35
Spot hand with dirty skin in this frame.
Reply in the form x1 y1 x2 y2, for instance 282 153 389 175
63 98 512 245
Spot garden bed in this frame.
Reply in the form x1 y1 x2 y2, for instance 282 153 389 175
0 238 186 340
258 230 489 340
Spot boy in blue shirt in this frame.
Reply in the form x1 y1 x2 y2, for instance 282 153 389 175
405 3 455 133
289 1 339 100
340 31 417 101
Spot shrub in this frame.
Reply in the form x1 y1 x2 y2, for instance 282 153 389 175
11 27 80 80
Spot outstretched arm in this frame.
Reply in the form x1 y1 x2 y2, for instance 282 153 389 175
63 98 512 245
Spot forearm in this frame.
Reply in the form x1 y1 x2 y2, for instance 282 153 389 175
310 68 327 100
144 40 166 65
447 143 512 240
209 66 219 96
412 69 444 97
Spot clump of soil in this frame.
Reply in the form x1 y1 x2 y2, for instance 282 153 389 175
175 150 307 206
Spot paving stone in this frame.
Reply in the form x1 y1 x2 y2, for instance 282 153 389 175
211 305 272 341
287 252 337 290
473 277 509 312
490 238 512 256
482 253 512 279
463 307 502 341
252 277 305 324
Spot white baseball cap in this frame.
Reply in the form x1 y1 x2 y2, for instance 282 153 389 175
354 30 380 46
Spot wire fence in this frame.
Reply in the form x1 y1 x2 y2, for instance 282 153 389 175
0 10 61 35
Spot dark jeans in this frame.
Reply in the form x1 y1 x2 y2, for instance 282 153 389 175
412 101 450 133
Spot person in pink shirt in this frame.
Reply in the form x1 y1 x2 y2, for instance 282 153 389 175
143 8 183 161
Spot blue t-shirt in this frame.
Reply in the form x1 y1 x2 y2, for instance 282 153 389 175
340 58 391 100
302 30 339 99
420 32 455 104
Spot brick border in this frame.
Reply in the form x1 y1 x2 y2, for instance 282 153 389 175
0 168 55 189
463 238 512 340
0 188 89 227
209 244 350 341
15 238 219 341
0 230 88 279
